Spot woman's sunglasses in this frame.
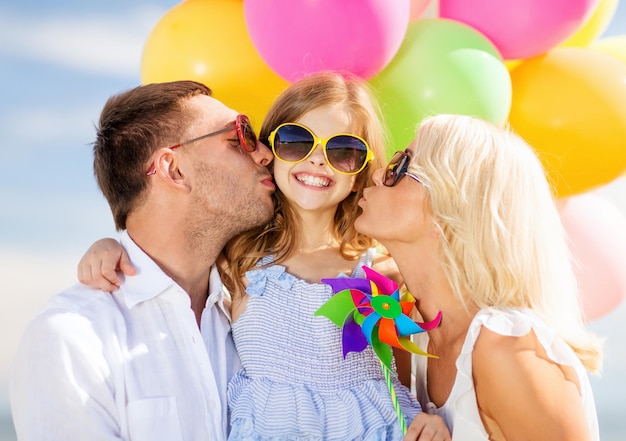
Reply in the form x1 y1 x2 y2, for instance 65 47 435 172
383 150 426 187
268 122 373 175
147 114 257 175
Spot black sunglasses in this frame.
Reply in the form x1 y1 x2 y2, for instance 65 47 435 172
383 150 426 187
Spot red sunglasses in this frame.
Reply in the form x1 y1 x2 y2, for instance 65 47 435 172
147 114 257 175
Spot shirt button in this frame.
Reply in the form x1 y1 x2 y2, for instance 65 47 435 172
207 401 216 410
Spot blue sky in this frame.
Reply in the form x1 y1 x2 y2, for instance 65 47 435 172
0 0 176 253
1 1 625 439
0 0 625 254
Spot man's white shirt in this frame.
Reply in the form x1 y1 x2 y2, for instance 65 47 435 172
10 231 241 440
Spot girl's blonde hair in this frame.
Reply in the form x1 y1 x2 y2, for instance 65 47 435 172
409 114 602 373
222 71 387 297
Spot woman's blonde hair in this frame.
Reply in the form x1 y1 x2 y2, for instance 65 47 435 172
409 114 602 372
222 71 387 297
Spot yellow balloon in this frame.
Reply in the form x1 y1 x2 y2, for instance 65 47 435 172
141 0 289 128
590 35 626 64
509 47 626 197
559 0 618 48
504 59 521 71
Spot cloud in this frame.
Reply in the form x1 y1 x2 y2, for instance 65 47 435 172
0 6 166 78
1 104 101 146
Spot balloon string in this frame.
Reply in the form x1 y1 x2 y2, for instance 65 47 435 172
381 360 407 435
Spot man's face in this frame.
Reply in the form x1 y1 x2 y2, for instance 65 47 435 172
179 95 275 240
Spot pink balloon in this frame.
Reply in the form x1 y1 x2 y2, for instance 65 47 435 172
559 192 626 321
244 0 411 82
440 0 599 60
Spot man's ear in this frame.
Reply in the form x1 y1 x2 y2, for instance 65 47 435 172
151 148 190 190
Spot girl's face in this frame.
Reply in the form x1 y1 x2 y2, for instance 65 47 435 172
355 140 431 246
272 104 359 214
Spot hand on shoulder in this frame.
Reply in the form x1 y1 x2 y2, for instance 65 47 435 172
77 238 135 292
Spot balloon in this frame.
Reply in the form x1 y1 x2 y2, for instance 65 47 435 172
410 0 434 21
509 47 626 197
590 35 626 64
141 0 289 128
244 0 410 82
560 0 618 48
559 191 626 321
369 19 511 156
504 60 522 71
440 0 599 60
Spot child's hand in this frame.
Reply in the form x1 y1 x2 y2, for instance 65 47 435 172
77 238 135 292
404 412 451 441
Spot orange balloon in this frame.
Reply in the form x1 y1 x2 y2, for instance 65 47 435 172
141 0 289 128
509 48 626 197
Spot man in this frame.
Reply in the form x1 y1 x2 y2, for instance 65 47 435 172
10 81 275 440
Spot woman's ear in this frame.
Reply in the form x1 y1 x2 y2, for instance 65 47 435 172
429 220 440 238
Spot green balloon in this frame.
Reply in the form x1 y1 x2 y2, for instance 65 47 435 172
370 19 512 158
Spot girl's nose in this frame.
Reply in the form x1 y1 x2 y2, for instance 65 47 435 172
307 143 327 167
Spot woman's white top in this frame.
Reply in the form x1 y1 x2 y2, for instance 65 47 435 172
413 308 600 440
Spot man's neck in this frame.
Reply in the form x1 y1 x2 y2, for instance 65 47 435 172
126 224 219 326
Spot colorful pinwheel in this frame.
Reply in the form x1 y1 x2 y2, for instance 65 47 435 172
316 266 441 371
316 266 442 434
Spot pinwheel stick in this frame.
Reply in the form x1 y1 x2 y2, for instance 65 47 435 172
381 361 407 435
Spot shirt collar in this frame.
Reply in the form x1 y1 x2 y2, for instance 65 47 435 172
118 231 176 309
118 231 229 319
208 264 231 322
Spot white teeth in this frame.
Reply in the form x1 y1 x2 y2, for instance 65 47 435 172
295 174 331 187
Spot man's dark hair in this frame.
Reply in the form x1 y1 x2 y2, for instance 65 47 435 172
93 80 211 230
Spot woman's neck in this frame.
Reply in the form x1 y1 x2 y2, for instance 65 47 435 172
385 241 476 344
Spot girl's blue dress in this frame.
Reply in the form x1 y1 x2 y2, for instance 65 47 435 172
228 252 422 440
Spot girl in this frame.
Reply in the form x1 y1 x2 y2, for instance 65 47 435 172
77 72 450 441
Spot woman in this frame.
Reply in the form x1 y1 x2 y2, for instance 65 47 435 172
356 114 602 441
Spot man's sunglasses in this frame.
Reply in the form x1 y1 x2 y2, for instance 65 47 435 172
147 114 257 176
268 122 373 175
383 150 426 187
